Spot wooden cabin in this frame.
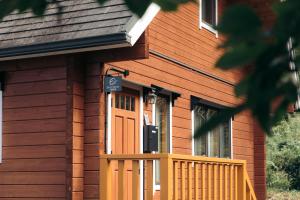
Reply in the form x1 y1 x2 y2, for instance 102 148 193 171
0 0 270 199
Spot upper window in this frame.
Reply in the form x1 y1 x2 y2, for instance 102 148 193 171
200 0 218 34
192 103 231 158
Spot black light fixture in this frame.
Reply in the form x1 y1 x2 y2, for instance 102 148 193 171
146 88 158 105
108 68 129 77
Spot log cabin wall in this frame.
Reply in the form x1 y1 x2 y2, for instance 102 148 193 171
225 0 275 198
105 0 261 198
149 1 267 198
0 56 68 199
67 59 86 200
83 62 104 200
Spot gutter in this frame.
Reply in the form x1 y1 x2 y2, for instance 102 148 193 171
0 33 132 61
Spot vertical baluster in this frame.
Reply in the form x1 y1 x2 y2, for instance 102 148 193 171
224 165 228 200
160 156 173 200
181 162 186 200
188 162 192 200
174 161 179 200
194 163 199 200
220 165 223 200
146 160 153 200
237 165 246 200
173 161 178 200
100 157 112 200
230 165 233 200
118 160 125 200
201 163 206 200
208 164 212 200
214 165 218 200
234 166 238 200
132 160 139 200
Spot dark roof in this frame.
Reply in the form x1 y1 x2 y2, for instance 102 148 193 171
0 0 139 60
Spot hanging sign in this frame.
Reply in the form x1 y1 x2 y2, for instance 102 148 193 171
104 76 122 92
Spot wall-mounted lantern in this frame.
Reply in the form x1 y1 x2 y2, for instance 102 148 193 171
146 89 157 105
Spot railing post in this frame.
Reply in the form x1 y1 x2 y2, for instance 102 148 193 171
237 163 246 200
100 157 112 200
160 155 173 200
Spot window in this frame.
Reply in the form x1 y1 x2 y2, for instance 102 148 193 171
114 93 135 111
155 95 170 154
200 0 218 34
192 104 231 158
153 94 171 188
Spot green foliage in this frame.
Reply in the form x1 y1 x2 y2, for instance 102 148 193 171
0 0 193 20
0 0 60 19
195 1 300 137
267 188 300 200
267 114 300 190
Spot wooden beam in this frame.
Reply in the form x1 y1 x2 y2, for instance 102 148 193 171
88 31 149 63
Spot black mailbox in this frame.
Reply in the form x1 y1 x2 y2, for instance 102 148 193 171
143 125 158 153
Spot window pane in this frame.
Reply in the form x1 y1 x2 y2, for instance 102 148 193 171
155 96 170 153
221 121 231 157
202 0 216 26
194 107 207 156
193 104 230 158
125 96 130 110
155 95 170 186
209 127 220 157
131 96 135 111
115 94 119 108
120 95 125 109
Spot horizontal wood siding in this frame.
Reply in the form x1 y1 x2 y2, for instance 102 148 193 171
0 56 68 199
83 62 103 200
147 0 258 192
67 61 86 200
106 54 255 184
148 1 242 84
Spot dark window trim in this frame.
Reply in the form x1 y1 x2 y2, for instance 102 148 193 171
191 95 227 110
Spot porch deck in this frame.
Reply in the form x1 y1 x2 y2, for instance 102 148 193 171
100 154 257 200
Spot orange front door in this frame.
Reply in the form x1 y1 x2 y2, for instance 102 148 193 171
111 88 140 200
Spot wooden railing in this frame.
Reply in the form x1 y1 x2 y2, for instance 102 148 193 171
99 154 257 200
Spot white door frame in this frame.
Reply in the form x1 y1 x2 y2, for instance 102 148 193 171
105 83 144 200
152 93 173 191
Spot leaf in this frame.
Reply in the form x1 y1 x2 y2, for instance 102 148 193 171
124 0 152 17
217 4 262 38
216 43 265 69
96 0 108 4
154 0 191 11
272 99 290 128
194 104 247 139
234 76 250 97
31 0 48 16
253 100 272 134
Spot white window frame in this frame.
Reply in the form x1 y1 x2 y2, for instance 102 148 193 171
191 108 232 159
152 94 172 191
0 90 3 163
199 0 219 37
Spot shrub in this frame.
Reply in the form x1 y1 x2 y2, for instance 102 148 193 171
267 114 300 190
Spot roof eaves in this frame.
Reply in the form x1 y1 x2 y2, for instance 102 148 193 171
0 32 131 61
125 3 160 46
